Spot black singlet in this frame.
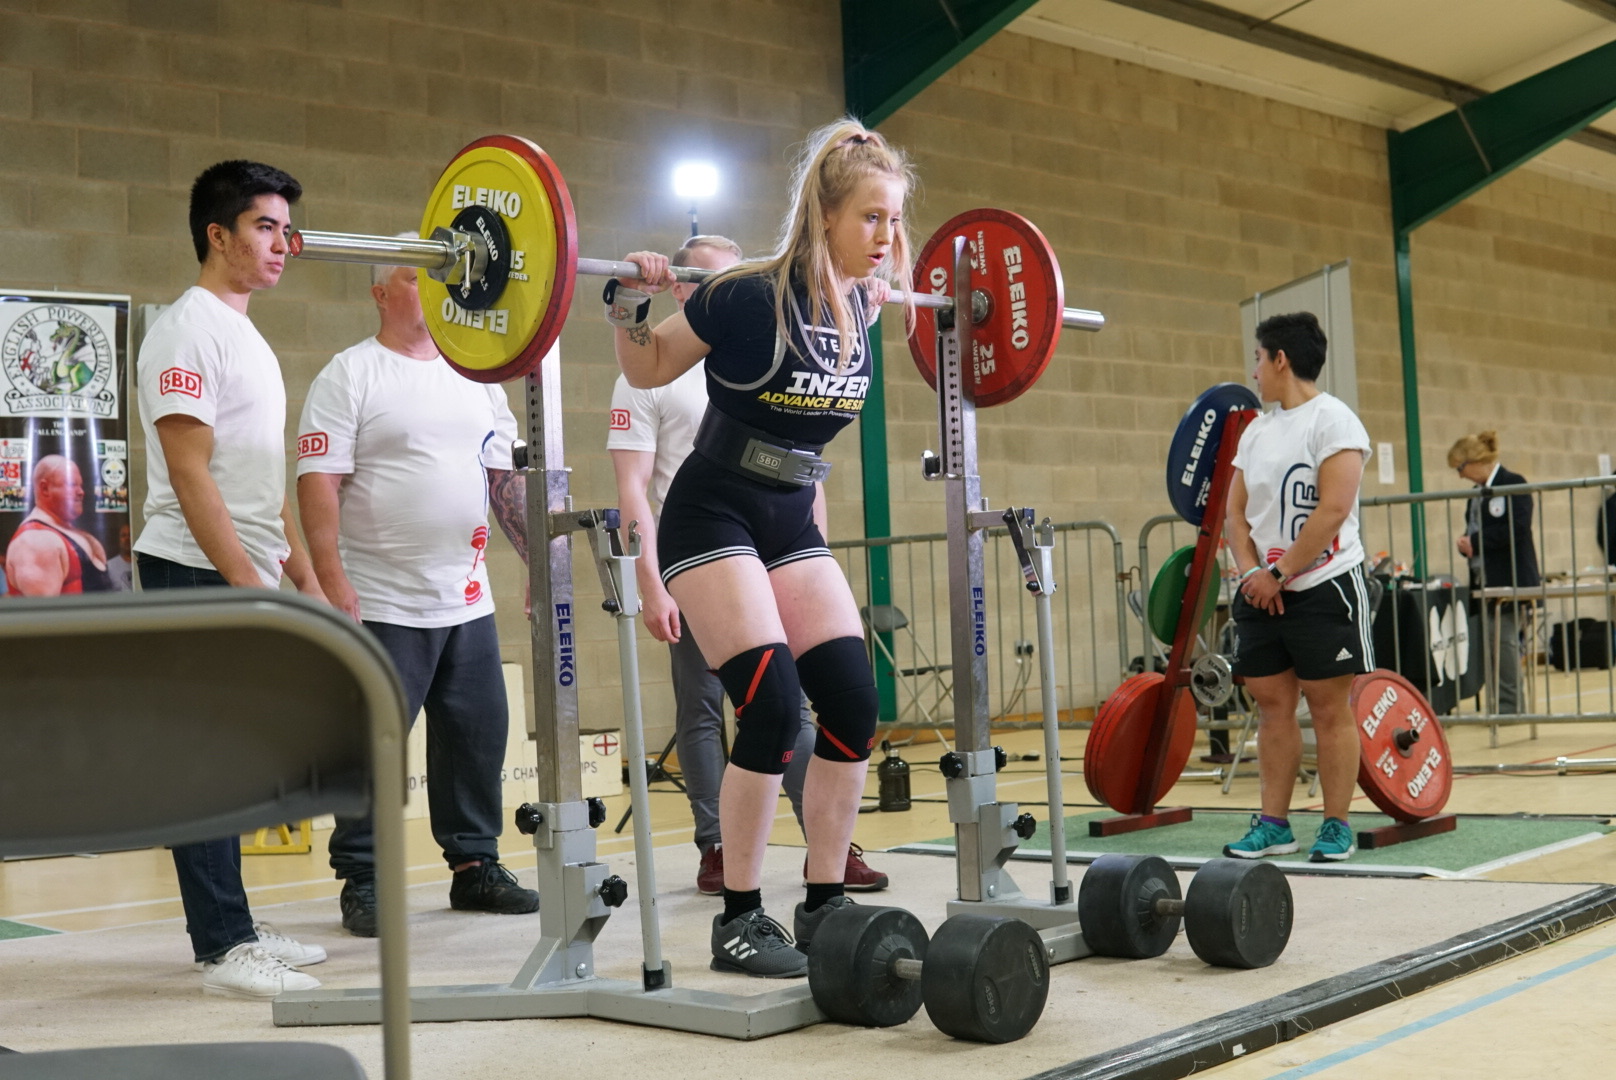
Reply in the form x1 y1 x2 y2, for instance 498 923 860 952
682 271 872 447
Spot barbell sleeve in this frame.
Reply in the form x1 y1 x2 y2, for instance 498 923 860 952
292 229 1105 332
289 229 461 273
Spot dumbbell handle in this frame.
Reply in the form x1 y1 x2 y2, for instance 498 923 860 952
892 957 925 981
1153 898 1187 917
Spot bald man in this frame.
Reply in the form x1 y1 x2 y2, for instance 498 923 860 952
5 455 115 596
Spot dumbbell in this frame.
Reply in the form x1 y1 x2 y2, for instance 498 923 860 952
807 907 1049 1043
1078 854 1293 969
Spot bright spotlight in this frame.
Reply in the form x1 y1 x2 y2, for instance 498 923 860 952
672 161 719 200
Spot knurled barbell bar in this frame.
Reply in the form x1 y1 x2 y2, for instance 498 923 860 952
287 134 1104 391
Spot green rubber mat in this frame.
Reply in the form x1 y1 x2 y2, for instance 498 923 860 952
897 810 1611 878
0 919 59 940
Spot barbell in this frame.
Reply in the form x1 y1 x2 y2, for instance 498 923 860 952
288 134 1104 394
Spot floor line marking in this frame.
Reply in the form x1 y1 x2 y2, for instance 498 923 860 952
1458 831 1608 877
1262 943 1616 1078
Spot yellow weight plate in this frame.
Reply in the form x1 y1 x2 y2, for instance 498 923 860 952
419 135 576 383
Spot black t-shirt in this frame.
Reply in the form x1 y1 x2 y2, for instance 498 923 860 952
683 271 872 448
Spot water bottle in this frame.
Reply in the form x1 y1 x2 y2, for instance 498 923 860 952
876 739 911 812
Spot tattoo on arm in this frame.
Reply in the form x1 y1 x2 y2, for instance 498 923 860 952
489 469 529 564
626 323 652 347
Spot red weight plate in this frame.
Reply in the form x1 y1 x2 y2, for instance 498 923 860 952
1351 669 1453 823
1084 673 1151 800
907 208 1064 407
1084 673 1198 814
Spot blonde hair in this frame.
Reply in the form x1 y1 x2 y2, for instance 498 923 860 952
1447 430 1501 469
701 118 916 372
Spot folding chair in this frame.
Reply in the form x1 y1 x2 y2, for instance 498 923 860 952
861 603 954 738
0 591 412 1080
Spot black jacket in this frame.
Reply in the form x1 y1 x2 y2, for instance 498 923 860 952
1465 464 1541 591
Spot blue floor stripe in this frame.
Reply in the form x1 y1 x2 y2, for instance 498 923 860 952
1266 943 1616 1078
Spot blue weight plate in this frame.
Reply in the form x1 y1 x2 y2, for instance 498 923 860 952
1165 383 1260 525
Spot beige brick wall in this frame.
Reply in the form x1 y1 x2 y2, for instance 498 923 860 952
877 33 1616 692
3 4 1614 729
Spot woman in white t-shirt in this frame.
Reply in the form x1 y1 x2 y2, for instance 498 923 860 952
1224 311 1373 865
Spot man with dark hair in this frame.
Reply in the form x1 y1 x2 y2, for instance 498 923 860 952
1224 311 1374 864
298 237 539 937
186 160 303 264
133 159 329 998
1253 311 1328 381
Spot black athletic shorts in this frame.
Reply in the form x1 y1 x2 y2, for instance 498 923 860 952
657 452 830 586
1230 564 1375 681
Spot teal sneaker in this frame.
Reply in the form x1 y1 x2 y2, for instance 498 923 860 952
1223 814 1299 859
1309 817 1356 863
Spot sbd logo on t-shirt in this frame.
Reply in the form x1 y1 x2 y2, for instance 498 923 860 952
609 409 631 430
298 433 329 459
158 368 202 398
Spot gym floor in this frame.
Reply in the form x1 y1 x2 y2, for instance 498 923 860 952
3 696 1614 1078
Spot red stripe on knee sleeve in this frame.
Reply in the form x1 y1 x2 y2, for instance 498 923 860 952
817 725 858 760
734 647 775 718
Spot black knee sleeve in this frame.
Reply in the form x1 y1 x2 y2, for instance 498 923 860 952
796 637 879 762
717 643 803 775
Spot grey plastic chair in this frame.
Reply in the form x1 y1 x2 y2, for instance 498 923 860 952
0 591 412 1080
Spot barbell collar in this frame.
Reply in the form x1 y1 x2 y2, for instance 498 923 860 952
291 230 1105 333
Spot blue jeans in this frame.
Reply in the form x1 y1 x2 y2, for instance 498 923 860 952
135 553 259 964
328 615 508 880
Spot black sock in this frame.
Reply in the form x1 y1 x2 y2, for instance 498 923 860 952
803 881 845 913
722 888 762 923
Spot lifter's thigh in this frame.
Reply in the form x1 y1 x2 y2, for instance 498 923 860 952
767 556 863 657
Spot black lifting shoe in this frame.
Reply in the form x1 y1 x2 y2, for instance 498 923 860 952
709 908 808 978
340 876 378 938
792 894 855 954
449 859 540 915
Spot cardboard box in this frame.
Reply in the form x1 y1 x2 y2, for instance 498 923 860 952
579 728 624 799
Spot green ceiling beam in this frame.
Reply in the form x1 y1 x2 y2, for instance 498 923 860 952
1388 39 1616 233
843 0 1042 126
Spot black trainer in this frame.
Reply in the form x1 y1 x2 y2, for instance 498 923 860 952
339 876 378 938
792 894 855 954
449 860 540 914
709 909 808 978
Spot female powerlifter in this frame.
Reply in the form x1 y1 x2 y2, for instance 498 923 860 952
608 118 913 977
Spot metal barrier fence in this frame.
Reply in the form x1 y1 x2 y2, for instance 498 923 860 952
828 521 1131 731
1359 475 1616 738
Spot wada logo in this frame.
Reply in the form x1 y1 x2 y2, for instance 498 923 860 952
1 304 118 418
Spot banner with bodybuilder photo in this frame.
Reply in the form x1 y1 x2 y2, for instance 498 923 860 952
0 290 133 597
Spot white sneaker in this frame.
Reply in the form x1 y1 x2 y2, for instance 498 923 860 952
252 921 327 968
201 942 321 999
191 924 327 972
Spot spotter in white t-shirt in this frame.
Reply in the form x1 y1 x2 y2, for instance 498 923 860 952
296 337 518 628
